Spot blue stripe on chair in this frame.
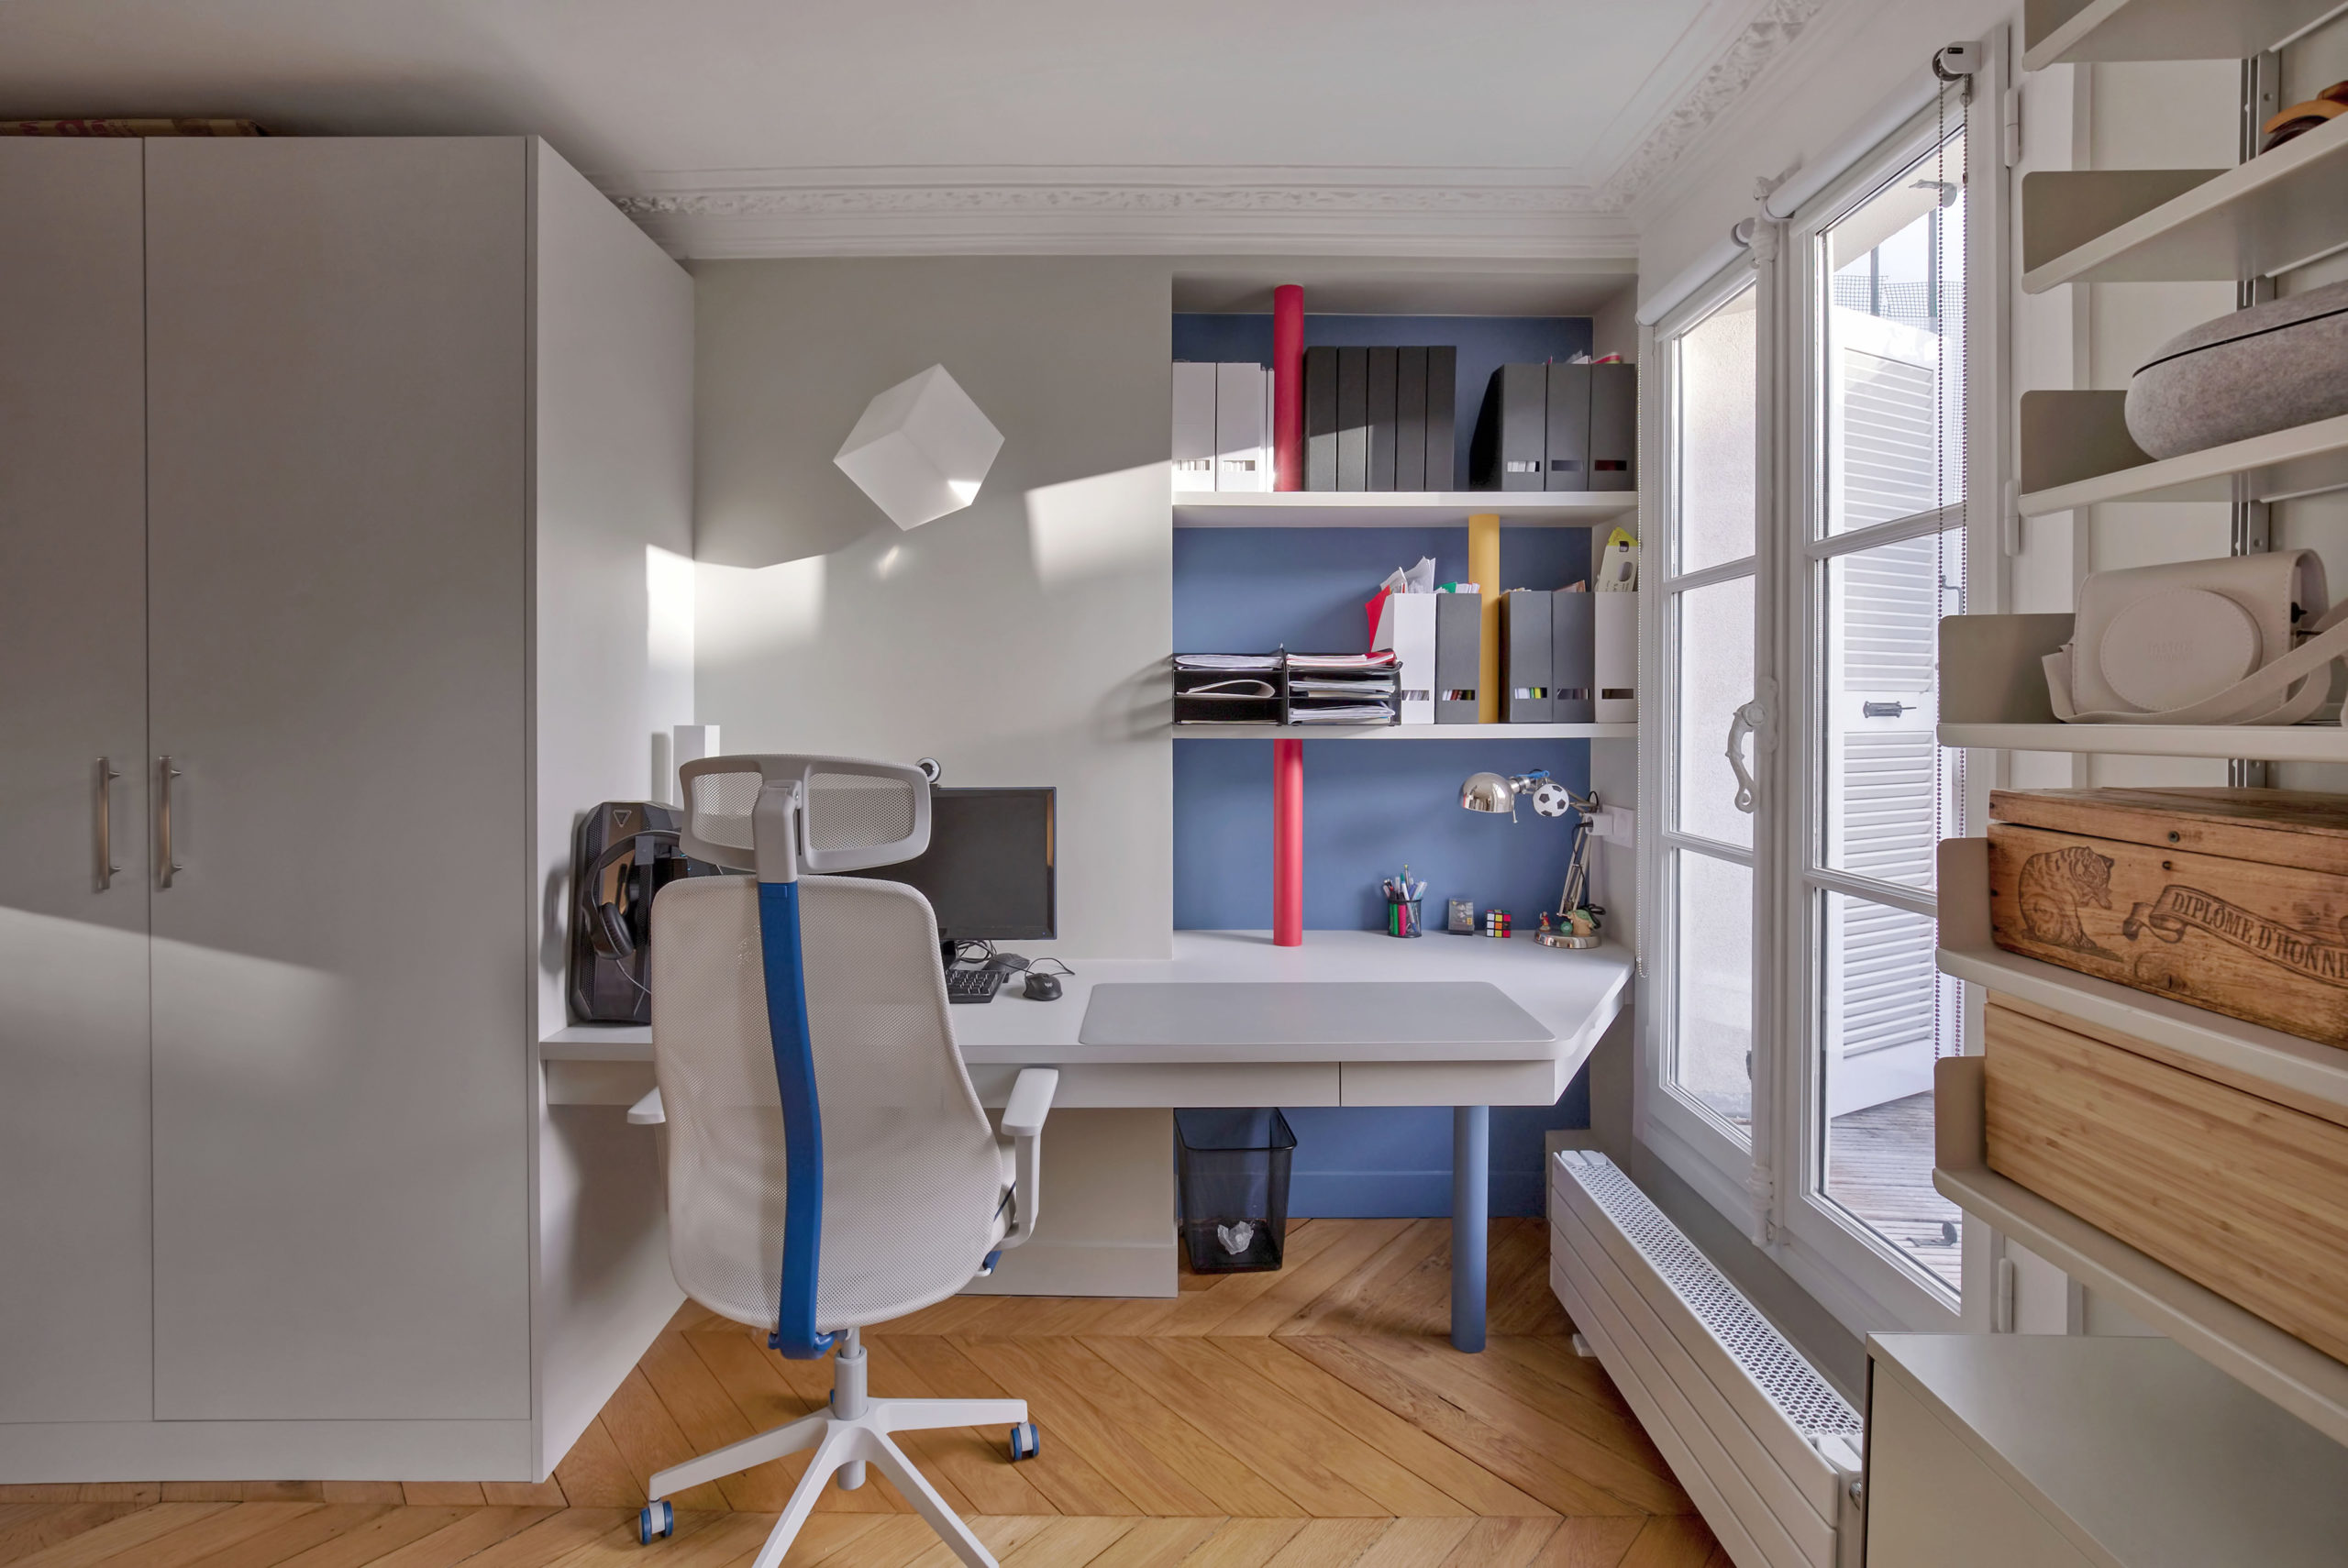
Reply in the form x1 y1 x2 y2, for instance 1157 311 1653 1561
756 879 836 1359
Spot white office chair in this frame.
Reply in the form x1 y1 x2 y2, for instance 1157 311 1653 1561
632 754 1058 1568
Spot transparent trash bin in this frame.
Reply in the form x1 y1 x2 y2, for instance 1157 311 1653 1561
1174 1108 1297 1273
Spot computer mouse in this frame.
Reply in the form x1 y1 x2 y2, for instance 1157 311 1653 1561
1023 971 1062 1001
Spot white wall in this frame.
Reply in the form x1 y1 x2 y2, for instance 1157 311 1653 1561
692 257 1175 958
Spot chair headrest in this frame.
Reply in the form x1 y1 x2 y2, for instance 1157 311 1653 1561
678 755 931 882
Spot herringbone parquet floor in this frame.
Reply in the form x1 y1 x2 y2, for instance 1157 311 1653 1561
0 1219 1724 1568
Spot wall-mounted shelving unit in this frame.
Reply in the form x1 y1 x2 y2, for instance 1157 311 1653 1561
2020 0 2344 71
1173 721 1635 740
2021 110 2348 292
1173 491 1638 528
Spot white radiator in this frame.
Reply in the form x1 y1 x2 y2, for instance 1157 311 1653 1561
1549 1152 1866 1568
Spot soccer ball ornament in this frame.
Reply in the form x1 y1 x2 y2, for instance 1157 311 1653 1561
1529 779 1574 818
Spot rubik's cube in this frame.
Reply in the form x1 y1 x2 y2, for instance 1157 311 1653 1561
1483 909 1512 938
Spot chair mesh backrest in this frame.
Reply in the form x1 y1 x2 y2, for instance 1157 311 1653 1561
648 874 1008 1331
687 768 762 853
806 771 917 851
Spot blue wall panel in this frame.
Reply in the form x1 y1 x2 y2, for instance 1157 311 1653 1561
1171 314 1597 483
1170 521 1602 1218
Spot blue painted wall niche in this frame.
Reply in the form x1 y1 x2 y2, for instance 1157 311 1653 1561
1172 522 1602 1219
1170 313 1598 484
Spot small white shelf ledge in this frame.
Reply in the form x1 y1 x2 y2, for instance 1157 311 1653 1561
1174 722 1635 740
2020 409 2348 516
1172 491 1637 527
2020 0 2346 72
1936 839 2348 1116
541 1024 651 1061
2021 110 2348 291
1935 612 2348 760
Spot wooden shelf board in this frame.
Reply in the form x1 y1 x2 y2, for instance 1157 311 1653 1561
1174 722 1636 740
1935 1161 2348 1453
1938 721 2348 762
2021 0 2346 72
2022 112 2348 291
2018 411 2348 514
1173 490 1637 527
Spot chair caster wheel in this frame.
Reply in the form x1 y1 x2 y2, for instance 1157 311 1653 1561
637 1500 673 1544
1007 1420 1040 1462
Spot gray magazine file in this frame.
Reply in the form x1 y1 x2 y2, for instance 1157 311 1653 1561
1501 589 1554 723
1435 591 1482 723
1552 591 1596 723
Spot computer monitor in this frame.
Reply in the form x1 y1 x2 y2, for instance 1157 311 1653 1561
846 786 1056 944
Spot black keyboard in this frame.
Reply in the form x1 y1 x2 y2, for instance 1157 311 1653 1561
947 967 1003 1004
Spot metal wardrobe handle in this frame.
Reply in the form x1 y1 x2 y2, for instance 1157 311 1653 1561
95 757 123 889
158 756 183 889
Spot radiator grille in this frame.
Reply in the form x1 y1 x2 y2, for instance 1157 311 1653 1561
1563 1156 1862 1440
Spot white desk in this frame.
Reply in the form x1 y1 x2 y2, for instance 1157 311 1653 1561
542 930 1632 1352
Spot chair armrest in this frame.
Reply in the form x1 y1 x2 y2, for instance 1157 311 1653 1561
997 1068 1058 1251
626 1088 666 1126
1002 1067 1058 1138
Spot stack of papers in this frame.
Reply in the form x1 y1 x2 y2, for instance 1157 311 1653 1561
1286 705 1398 724
1285 651 1398 671
1174 653 1281 671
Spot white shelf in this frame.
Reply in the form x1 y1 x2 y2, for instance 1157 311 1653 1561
540 1024 651 1061
1173 490 1637 527
1173 722 1635 740
1938 721 2348 761
1932 1153 2348 1466
2022 110 2348 291
2020 0 2344 71
1936 840 2348 1116
2020 411 2348 515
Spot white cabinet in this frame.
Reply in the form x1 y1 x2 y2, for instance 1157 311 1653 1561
0 135 692 1476
0 139 155 1426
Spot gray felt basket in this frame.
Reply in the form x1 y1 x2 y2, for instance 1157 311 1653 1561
2125 279 2348 458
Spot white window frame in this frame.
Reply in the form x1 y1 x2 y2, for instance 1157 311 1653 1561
1638 37 2010 1337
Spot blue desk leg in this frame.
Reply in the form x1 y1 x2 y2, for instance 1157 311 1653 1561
1451 1105 1489 1353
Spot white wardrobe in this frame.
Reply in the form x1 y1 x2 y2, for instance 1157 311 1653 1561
0 135 692 1478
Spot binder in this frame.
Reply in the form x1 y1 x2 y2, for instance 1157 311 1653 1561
1366 346 1399 491
1594 591 1637 723
1501 589 1554 723
1304 346 1338 491
1335 348 1368 491
1172 362 1216 491
1434 589 1481 724
1395 347 1427 491
1424 346 1456 490
1371 592 1439 724
1469 363 1546 491
1544 362 1590 492
1551 591 1595 723
1215 362 1268 491
1590 362 1636 491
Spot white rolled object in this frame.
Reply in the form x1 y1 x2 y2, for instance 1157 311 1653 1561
834 364 1004 529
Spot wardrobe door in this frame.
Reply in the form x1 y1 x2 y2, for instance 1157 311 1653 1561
144 138 532 1419
0 140 154 1423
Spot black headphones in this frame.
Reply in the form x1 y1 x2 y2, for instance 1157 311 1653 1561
579 829 683 960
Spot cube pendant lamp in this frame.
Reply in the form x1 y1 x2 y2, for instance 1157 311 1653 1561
832 363 1004 529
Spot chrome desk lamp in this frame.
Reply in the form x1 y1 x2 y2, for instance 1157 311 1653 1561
1458 769 1602 944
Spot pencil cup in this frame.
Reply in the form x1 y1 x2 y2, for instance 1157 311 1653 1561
1386 897 1424 937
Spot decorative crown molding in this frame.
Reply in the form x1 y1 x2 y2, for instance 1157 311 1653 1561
594 165 1637 260
1597 0 1833 212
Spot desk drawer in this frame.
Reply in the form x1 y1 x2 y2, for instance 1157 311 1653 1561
1985 995 2348 1364
966 1062 1340 1109
1343 1058 1567 1107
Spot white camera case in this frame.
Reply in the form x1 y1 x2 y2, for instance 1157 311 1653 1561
2044 550 2345 726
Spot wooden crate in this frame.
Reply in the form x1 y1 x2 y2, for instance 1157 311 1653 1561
1987 787 2348 1047
1985 994 2348 1366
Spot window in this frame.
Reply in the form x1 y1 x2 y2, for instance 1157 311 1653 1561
1644 73 1989 1331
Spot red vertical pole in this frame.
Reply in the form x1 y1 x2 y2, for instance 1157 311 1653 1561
1272 737 1303 945
1272 283 1304 491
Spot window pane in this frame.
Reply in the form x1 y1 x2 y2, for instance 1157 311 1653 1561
1820 890 1962 1296
1823 129 1964 536
1674 850 1753 1136
1674 285 1757 574
1822 526 1964 889
1674 574 1755 850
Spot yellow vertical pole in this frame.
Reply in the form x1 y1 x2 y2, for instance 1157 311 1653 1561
1468 512 1501 723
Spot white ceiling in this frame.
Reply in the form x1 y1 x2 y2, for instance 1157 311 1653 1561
0 0 1813 257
